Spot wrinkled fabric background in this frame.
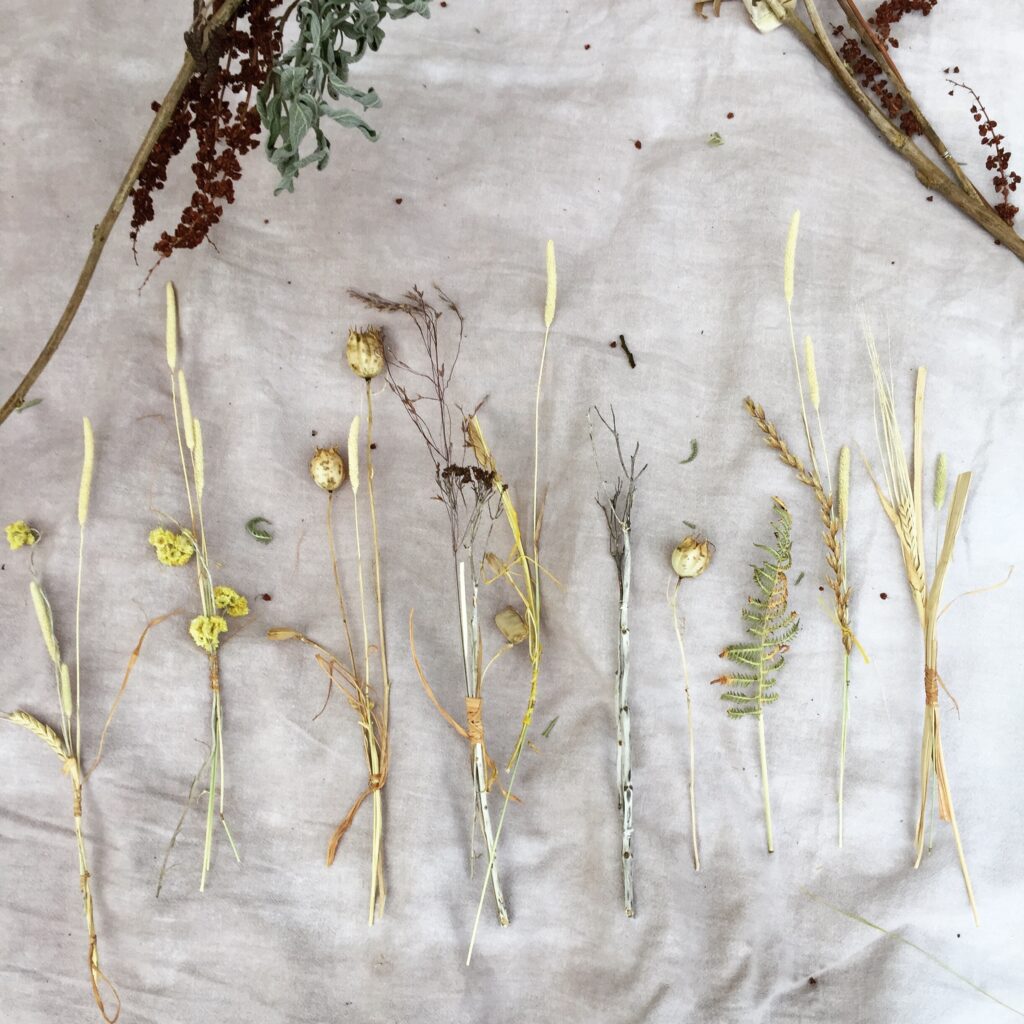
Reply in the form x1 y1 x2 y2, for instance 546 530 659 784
1 2 1022 1022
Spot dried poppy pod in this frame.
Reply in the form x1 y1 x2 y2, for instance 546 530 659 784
495 606 528 645
671 536 712 579
346 326 386 380
310 447 346 492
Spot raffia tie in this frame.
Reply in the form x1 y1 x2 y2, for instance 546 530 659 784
924 667 940 706
465 697 485 746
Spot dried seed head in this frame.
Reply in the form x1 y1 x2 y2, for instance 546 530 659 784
309 447 345 492
78 417 95 527
165 282 178 371
267 628 300 641
30 580 59 664
804 335 820 412
934 452 948 512
838 445 851 529
671 536 712 579
495 607 528 645
347 416 361 494
346 327 386 380
784 210 800 306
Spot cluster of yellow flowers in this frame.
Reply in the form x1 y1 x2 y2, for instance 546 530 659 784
214 586 249 618
148 526 195 567
189 615 229 654
5 520 38 550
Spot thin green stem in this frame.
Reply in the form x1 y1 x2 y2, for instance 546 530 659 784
74 525 85 759
838 650 851 847
758 714 774 853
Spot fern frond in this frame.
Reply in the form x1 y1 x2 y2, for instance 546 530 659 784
716 498 799 719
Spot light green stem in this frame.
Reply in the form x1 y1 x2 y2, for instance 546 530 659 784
758 714 774 853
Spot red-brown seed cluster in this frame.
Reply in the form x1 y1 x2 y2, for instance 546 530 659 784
130 1 283 261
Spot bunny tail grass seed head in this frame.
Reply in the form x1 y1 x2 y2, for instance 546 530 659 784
166 282 178 371
838 446 851 529
310 447 345 492
30 580 59 664
346 327 386 380
934 452 949 512
78 417 95 527
544 239 557 328
178 372 195 450
804 335 820 411
784 210 800 305
347 416 361 494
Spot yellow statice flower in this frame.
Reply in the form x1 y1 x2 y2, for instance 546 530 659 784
189 615 228 653
214 586 249 618
148 526 194 567
5 520 38 550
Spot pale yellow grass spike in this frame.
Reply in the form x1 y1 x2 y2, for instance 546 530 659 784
912 369 927 577
544 239 557 328
78 417 95 526
5 710 67 760
178 371 195 450
166 282 178 371
348 415 361 494
928 472 972 614
784 210 800 305
30 581 59 664
193 419 205 500
838 446 851 529
804 335 820 411
933 453 948 512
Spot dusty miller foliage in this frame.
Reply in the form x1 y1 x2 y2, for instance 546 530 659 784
258 0 431 193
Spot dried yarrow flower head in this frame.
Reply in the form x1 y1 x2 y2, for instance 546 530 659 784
346 326 386 380
310 447 346 492
148 526 195 566
5 520 39 550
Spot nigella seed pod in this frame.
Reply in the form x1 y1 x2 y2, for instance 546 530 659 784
346 326 386 380
671 536 712 579
310 447 346 492
495 607 528 645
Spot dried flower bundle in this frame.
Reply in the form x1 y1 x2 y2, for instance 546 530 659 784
3 419 121 1021
700 1 1024 268
591 407 646 915
713 497 800 853
270 335 394 922
154 284 247 893
350 285 510 929
352 243 556 958
865 333 978 925
745 212 860 845
668 534 712 871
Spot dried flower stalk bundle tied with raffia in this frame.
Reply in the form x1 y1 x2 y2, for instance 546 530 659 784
270 390 392 922
0 1 434 427
3 420 123 1022
744 210 860 846
865 334 979 926
591 407 646 916
713 497 800 854
154 283 247 895
352 242 555 961
699 0 1024 268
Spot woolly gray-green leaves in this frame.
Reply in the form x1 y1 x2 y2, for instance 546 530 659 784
258 0 431 194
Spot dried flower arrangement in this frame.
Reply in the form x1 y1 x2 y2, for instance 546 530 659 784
744 212 860 845
1 0 433 426
590 407 646 915
713 497 800 853
2 419 121 1021
269 328 392 923
351 243 556 956
668 534 712 871
154 284 249 893
865 333 978 925
699 1 1024 268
